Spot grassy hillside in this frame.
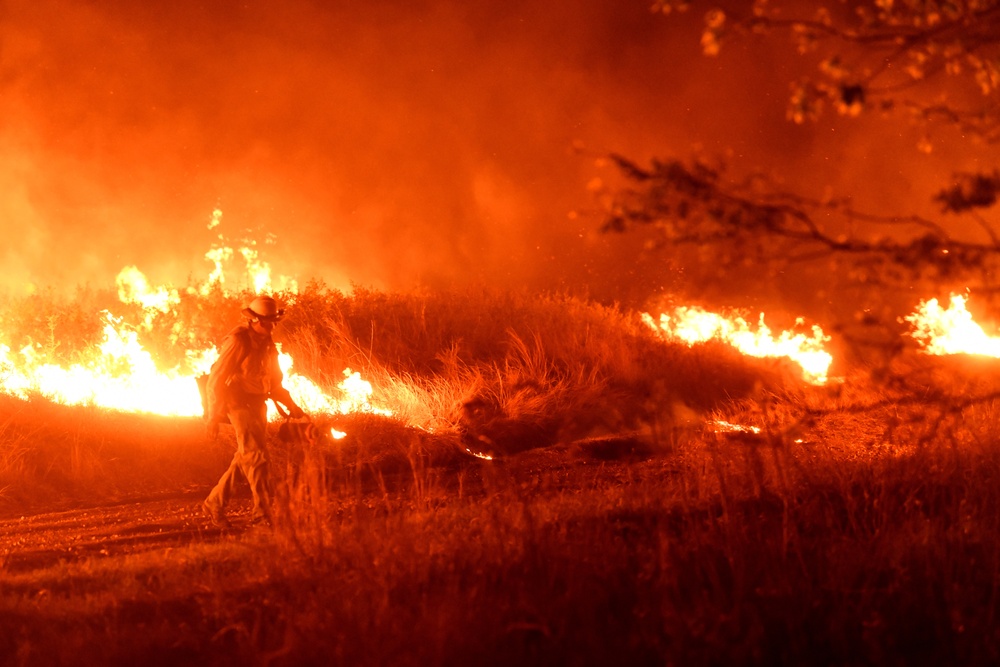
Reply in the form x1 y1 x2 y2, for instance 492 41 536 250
2 285 1000 665
0 283 790 512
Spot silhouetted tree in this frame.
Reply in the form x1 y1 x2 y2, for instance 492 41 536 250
597 0 1000 427
600 0 1000 305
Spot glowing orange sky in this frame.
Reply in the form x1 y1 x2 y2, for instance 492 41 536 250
1 0 992 305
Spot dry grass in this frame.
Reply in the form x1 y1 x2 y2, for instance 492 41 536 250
2 285 1000 665
0 394 221 515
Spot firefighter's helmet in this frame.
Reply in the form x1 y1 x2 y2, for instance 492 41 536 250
242 295 285 322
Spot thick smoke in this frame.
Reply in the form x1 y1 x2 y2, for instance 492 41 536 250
1 0 991 308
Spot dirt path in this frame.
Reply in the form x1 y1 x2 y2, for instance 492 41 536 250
0 492 254 575
0 438 651 579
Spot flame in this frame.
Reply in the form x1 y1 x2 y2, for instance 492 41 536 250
904 293 1000 356
117 266 180 315
711 420 762 434
1 313 214 416
642 307 833 384
277 357 392 419
0 313 390 421
240 245 273 294
199 209 298 295
202 246 234 294
0 216 385 425
465 448 494 460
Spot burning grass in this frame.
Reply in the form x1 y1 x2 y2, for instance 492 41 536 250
2 285 1000 665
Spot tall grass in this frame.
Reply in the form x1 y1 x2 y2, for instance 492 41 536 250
1 283 780 511
3 284 1000 664
0 394 220 516
6 421 1000 665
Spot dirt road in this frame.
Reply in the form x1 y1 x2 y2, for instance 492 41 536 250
0 492 246 575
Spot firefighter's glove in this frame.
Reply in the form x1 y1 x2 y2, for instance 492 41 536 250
287 401 306 419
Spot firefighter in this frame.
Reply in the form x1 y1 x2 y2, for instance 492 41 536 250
202 295 304 527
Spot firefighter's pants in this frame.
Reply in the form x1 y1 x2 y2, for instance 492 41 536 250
205 397 271 520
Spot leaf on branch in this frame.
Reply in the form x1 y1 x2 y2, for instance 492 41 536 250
650 0 690 15
819 56 849 81
701 9 726 55
837 84 866 116
788 80 824 124
597 152 1000 294
609 154 651 181
663 1 1000 140
600 216 627 233
934 171 1000 213
973 58 1000 95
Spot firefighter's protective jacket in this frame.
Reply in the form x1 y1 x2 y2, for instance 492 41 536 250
205 324 295 423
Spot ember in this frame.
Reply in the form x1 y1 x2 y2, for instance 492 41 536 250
711 420 762 434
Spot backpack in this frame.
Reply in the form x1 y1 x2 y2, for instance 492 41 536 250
196 327 254 424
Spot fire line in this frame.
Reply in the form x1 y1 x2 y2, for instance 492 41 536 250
642 306 833 385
